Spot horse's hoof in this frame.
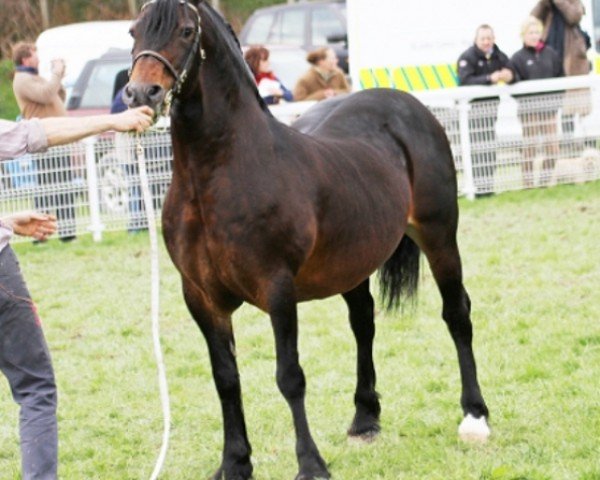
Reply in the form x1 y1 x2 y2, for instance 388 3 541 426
347 428 379 445
458 413 491 442
211 467 252 480
295 474 330 480
347 416 380 442
295 458 330 480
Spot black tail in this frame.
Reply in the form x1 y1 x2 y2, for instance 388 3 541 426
378 235 420 311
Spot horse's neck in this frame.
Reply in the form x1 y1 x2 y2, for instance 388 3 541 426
169 79 272 178
169 7 273 171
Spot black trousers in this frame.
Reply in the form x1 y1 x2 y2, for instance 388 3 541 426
35 153 76 239
0 246 58 479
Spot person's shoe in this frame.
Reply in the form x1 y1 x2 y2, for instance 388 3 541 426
60 235 77 243
33 238 48 245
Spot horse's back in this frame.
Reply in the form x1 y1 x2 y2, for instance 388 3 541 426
294 89 445 143
293 89 459 223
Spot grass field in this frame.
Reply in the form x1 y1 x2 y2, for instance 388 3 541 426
1 182 599 479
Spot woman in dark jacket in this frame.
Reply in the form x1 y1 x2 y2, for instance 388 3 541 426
511 16 564 187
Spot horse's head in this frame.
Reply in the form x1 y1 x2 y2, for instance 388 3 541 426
125 0 204 114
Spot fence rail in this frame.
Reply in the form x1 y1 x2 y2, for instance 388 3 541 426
2 76 599 242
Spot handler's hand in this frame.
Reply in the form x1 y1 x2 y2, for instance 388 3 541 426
112 106 155 133
3 211 58 241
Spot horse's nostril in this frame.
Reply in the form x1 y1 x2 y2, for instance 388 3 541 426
122 84 137 106
148 85 163 99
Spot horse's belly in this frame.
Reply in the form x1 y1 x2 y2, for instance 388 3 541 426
294 225 405 300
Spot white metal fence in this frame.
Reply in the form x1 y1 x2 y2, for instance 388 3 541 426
418 74 600 198
2 76 599 242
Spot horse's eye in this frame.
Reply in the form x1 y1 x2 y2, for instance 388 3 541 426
129 28 135 39
182 27 194 38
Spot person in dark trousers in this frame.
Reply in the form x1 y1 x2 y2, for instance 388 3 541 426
511 16 564 188
110 69 129 115
457 24 514 197
0 106 153 480
0 211 57 480
12 42 77 242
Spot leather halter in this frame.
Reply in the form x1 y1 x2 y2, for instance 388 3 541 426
132 0 204 95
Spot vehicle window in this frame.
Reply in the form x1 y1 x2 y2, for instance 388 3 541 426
245 13 275 45
270 9 305 45
80 62 130 108
312 6 345 46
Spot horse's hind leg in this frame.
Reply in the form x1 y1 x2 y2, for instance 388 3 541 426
410 223 491 442
342 279 381 441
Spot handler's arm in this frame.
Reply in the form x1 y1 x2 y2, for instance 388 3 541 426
40 106 154 147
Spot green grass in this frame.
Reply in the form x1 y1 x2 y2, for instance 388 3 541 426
0 60 19 121
1 182 599 479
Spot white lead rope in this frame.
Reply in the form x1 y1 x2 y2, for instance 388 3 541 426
135 134 171 480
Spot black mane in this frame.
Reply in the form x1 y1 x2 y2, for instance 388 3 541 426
196 1 270 111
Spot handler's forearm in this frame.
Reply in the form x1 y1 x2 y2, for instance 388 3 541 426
41 115 120 147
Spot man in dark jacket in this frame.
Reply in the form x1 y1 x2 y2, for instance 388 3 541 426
457 24 514 196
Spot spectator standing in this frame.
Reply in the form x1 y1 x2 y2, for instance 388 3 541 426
531 0 590 76
531 0 591 139
12 42 76 242
293 47 351 101
0 106 153 480
511 16 564 187
457 24 514 197
244 46 293 105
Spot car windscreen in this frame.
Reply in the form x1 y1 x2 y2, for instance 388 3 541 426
311 5 346 46
80 61 131 108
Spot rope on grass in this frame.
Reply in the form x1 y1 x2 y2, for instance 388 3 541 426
136 133 171 480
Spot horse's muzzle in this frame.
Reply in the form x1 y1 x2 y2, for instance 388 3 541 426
123 82 166 111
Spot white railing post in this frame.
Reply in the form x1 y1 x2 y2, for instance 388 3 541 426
458 99 476 200
84 137 105 241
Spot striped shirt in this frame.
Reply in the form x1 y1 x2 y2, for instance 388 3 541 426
0 118 48 161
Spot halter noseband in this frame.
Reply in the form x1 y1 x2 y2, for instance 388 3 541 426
132 0 204 95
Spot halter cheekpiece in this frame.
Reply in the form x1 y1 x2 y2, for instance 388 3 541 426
132 0 205 95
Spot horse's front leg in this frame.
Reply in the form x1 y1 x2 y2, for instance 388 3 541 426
342 279 381 441
268 275 330 480
183 285 253 480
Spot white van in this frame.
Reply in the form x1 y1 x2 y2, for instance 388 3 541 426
35 20 133 99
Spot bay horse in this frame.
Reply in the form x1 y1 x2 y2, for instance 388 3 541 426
125 1 490 478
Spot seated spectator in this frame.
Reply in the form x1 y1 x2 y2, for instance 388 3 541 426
511 16 564 188
244 46 293 105
293 47 351 101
